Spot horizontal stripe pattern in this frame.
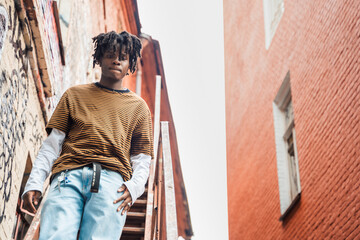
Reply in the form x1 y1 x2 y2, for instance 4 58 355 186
46 83 154 181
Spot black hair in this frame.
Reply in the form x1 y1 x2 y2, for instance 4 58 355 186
92 30 142 74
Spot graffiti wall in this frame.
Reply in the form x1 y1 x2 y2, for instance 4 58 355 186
0 1 46 238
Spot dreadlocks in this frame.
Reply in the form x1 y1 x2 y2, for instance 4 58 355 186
92 31 142 74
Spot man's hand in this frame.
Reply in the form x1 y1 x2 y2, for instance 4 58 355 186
23 190 42 214
113 184 133 215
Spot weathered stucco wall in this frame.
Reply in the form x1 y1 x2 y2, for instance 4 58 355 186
0 1 46 238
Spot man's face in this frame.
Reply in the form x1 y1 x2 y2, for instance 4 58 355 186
100 44 130 81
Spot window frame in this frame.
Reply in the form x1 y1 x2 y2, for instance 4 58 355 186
263 0 285 49
272 71 301 221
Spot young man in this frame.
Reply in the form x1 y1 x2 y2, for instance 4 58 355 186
22 31 153 239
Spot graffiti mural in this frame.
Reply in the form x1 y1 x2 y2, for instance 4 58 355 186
0 5 29 223
28 113 44 150
0 68 28 224
0 69 28 223
8 5 28 73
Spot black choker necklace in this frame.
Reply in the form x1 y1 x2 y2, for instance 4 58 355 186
94 82 130 93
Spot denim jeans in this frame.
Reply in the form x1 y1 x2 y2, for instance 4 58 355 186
39 166 127 240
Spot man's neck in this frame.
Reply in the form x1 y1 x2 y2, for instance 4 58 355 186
99 75 126 90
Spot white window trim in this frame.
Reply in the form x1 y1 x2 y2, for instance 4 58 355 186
263 0 285 49
273 72 301 219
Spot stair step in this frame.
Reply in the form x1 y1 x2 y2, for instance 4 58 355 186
133 199 147 207
122 226 145 234
138 189 148 200
127 212 146 220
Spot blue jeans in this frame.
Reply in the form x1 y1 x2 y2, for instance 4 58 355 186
39 166 127 240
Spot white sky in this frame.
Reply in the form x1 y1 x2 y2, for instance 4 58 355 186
137 1 228 239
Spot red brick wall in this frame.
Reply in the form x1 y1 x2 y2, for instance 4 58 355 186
223 0 360 239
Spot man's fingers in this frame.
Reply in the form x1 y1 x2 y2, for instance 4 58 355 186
29 193 38 213
33 192 41 205
24 193 37 214
121 203 130 215
113 189 129 204
22 191 42 214
113 192 129 204
29 201 37 213
117 184 126 192
114 186 132 214
117 198 131 214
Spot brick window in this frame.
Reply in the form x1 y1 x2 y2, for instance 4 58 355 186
272 72 301 221
263 0 284 49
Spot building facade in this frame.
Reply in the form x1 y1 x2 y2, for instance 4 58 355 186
224 0 360 239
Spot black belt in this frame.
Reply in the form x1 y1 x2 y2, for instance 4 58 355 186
90 162 101 193
49 163 102 193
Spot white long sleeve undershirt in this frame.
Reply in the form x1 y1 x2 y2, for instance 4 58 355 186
22 128 151 205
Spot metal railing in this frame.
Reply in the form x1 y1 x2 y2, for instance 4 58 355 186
144 121 179 240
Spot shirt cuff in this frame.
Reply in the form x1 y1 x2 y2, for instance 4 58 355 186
122 153 151 205
21 185 44 200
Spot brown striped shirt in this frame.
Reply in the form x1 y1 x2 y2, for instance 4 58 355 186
45 82 154 181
